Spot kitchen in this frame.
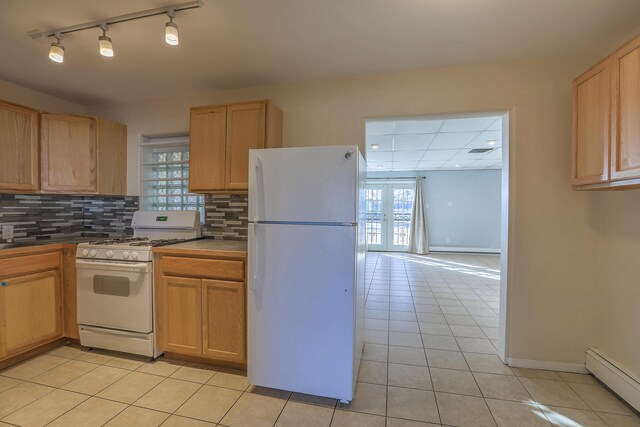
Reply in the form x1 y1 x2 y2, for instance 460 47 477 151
1 1 640 426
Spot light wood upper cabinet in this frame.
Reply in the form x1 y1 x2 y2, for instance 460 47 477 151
189 100 282 193
160 275 203 356
573 33 640 190
97 118 127 195
611 38 640 181
572 61 611 186
225 102 266 190
0 101 39 193
202 279 246 363
41 114 97 193
190 106 227 192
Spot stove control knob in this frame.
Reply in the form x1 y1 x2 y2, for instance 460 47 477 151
90 250 97 257
122 251 130 259
81 249 89 257
106 250 114 258
131 252 139 260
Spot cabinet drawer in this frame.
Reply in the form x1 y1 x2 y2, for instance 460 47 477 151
0 252 61 278
161 256 244 281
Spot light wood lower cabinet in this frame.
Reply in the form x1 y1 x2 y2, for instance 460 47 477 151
160 276 203 356
202 279 245 362
155 253 247 365
62 248 79 340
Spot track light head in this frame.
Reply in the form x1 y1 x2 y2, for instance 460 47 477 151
49 33 64 63
99 24 114 57
165 10 179 45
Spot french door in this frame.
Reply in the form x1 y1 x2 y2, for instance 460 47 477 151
365 183 415 251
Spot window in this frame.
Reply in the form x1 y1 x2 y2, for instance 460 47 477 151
140 136 204 221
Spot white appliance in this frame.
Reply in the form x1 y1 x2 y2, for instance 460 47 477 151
76 210 201 358
247 145 366 403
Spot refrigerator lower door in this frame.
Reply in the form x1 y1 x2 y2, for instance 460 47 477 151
248 222 357 402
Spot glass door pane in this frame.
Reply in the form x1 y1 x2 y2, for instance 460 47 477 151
365 186 385 250
389 185 415 251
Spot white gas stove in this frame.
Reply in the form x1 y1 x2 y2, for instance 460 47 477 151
76 210 201 358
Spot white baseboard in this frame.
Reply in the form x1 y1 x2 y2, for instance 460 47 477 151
429 246 501 254
586 348 640 412
507 357 589 374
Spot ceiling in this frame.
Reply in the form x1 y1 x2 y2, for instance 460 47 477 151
1 1 640 105
365 116 502 171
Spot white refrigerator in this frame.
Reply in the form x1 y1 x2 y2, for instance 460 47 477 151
247 145 366 403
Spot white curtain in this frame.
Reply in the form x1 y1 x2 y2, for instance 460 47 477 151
408 176 429 254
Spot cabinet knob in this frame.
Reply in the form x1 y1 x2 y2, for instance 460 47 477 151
1 282 6 287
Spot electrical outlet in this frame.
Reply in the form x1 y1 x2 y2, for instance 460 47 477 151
446 237 451 243
2 225 14 241
447 201 453 207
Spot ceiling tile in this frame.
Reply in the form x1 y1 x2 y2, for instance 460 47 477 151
393 150 425 162
367 151 393 162
394 133 436 151
421 149 458 161
439 117 499 133
418 160 445 169
430 132 480 150
395 120 443 134
366 121 395 135
483 148 502 160
367 134 393 151
367 161 393 170
392 161 420 170
486 118 502 131
466 130 502 149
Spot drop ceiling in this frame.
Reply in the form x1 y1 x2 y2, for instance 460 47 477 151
2 0 640 105
365 116 502 171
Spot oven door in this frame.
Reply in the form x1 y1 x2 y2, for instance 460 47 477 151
76 259 153 333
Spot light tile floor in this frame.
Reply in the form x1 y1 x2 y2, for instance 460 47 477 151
0 252 638 426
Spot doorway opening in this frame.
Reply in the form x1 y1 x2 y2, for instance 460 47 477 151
363 112 510 362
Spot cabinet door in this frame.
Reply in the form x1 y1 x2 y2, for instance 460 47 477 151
41 114 97 193
225 102 266 190
611 41 640 180
572 62 611 185
62 249 79 340
160 276 202 355
202 279 246 363
189 106 227 192
97 118 127 195
0 271 62 358
0 101 39 192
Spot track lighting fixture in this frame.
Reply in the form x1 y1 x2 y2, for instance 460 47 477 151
165 10 179 45
98 24 114 57
36 0 201 64
49 33 64 63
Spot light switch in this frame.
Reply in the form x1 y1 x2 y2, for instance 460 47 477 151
2 225 14 241
447 201 453 207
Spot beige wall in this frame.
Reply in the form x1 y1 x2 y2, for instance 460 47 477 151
595 192 640 377
89 57 603 366
0 79 85 115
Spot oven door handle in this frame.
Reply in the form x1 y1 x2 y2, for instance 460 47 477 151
76 259 151 272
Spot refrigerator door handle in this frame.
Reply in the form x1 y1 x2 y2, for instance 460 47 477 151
255 159 266 221
250 223 262 291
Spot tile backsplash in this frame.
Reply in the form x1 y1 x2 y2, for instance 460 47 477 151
203 194 248 241
0 194 139 243
0 193 249 243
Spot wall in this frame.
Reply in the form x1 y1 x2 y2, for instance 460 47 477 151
88 57 601 367
0 78 85 114
595 192 640 378
368 169 502 252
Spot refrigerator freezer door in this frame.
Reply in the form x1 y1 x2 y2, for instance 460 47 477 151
248 222 357 401
249 145 359 224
